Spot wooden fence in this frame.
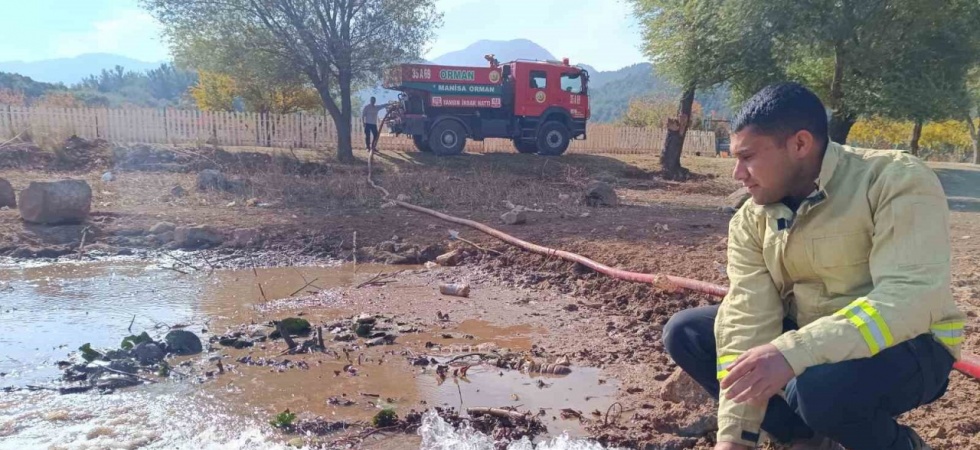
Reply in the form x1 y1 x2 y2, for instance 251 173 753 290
0 105 716 156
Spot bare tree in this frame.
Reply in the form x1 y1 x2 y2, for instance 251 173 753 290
143 0 441 162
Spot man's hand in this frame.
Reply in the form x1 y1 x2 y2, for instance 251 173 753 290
721 343 795 406
714 442 751 450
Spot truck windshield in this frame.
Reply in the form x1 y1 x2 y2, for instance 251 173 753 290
561 73 582 94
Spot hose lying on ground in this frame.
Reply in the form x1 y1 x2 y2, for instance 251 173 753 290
364 149 980 380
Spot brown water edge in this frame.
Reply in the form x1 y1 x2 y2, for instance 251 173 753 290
0 259 619 448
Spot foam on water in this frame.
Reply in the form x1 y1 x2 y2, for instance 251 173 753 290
417 410 617 450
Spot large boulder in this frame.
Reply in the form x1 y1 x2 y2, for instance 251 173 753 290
0 178 15 208
173 226 223 249
584 181 619 207
724 187 751 214
164 330 203 355
18 180 92 224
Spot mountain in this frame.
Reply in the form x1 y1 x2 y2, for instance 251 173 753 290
0 53 164 85
432 39 556 66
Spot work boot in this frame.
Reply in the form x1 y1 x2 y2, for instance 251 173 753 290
907 428 932 450
789 435 844 450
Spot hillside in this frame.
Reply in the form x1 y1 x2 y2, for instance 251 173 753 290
432 39 555 66
0 53 163 85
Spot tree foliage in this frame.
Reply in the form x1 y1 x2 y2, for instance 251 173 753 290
620 95 703 130
142 0 442 161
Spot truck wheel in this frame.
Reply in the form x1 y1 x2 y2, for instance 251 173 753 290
513 140 538 154
428 120 467 156
536 121 570 156
412 135 431 153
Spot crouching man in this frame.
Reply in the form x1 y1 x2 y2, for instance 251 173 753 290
663 83 966 450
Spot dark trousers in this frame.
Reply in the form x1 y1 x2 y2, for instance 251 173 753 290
663 305 954 450
364 124 379 150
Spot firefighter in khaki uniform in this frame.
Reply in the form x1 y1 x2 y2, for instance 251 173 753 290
663 83 966 450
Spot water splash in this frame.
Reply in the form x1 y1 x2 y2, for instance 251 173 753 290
417 410 617 450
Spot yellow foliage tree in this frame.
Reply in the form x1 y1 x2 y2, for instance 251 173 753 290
621 95 703 129
0 88 26 106
34 92 82 108
849 116 976 161
190 71 237 111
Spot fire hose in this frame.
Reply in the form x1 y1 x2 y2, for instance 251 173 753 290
364 130 980 381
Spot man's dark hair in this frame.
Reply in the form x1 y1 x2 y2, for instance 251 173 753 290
732 82 829 149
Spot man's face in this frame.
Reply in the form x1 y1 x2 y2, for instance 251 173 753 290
370 97 376 105
731 128 803 205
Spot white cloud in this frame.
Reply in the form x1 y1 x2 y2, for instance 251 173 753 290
52 8 169 61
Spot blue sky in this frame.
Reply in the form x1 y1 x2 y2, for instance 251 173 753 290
0 0 646 71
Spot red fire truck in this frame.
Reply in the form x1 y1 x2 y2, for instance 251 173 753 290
382 56 590 156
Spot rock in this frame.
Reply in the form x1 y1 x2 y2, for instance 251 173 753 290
396 194 411 202
287 437 305 448
18 180 92 224
157 231 174 244
660 368 711 404
279 318 311 335
101 172 114 182
500 209 527 225
356 314 377 324
435 249 463 266
439 283 470 297
197 170 228 191
726 187 751 211
0 178 15 208
164 330 203 355
230 228 261 247
674 414 718 437
366 335 395 346
584 181 618 207
132 342 165 365
149 222 175 235
218 336 254 349
96 374 140 390
170 185 186 198
245 198 259 207
563 304 579 312
249 326 269 340
108 359 139 374
103 349 131 360
333 333 355 342
173 226 223 249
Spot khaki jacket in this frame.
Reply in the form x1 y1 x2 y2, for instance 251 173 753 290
714 142 966 446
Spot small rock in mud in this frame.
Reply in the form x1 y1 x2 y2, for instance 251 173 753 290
165 330 203 355
439 283 470 297
218 336 254 349
366 335 396 346
563 304 579 312
584 181 619 207
173 226 223 249
170 185 186 198
411 356 431 366
660 368 710 404
95 374 140 390
132 342 165 365
333 333 355 342
149 222 175 235
107 359 139 375
273 318 312 337
327 396 356 406
355 314 376 325
248 325 270 340
435 249 464 267
501 209 527 225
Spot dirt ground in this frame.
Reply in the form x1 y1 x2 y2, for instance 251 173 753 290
1 140 979 449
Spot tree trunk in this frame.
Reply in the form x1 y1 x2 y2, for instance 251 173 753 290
968 112 979 165
909 118 923 156
828 111 856 144
337 70 354 162
827 43 855 144
661 82 695 181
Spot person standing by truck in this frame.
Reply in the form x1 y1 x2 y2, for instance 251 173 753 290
362 96 387 152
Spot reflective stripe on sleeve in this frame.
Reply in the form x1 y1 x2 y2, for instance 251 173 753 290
833 298 894 355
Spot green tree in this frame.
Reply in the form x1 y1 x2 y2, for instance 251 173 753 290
630 0 775 179
142 0 442 162
732 0 980 144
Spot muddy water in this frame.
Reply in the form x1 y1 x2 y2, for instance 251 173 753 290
0 258 618 449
